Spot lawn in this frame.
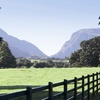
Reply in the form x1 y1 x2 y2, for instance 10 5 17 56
0 68 100 99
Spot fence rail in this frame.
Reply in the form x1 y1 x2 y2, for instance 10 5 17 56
0 72 100 100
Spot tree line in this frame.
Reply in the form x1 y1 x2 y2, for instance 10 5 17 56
16 58 69 68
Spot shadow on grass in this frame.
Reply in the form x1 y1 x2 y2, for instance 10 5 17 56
0 85 33 90
0 81 82 90
0 85 64 100
0 85 100 100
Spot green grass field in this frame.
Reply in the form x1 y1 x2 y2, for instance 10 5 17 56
0 68 100 99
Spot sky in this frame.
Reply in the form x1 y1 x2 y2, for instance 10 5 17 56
0 0 100 56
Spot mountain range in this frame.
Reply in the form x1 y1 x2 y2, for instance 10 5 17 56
0 28 100 59
0 28 47 58
52 28 100 58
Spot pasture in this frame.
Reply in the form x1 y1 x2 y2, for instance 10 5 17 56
0 68 100 99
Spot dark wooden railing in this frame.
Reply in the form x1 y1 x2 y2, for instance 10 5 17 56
0 72 100 100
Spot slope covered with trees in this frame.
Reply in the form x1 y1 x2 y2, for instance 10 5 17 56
69 36 100 67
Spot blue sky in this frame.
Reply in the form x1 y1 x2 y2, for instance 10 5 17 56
0 0 100 56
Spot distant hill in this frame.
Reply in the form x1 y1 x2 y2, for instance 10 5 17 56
52 28 100 58
0 28 48 58
1 28 100 59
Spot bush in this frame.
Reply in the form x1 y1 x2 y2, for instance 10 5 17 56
16 58 32 68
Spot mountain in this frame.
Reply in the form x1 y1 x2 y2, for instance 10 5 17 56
52 28 100 58
0 28 48 58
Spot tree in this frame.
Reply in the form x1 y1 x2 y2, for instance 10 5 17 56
46 59 54 67
0 38 16 68
69 50 82 67
16 58 32 68
69 36 100 67
34 62 47 68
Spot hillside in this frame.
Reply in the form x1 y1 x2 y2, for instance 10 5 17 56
1 28 100 59
0 29 48 58
52 28 100 58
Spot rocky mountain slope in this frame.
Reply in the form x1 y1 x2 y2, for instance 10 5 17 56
52 28 100 58
0 29 48 58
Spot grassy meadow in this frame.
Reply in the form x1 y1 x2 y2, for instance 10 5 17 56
0 68 100 93
0 68 100 99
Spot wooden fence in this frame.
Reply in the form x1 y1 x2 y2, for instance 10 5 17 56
0 72 100 100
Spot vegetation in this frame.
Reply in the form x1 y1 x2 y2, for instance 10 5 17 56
0 36 69 68
16 36 100 68
33 59 69 68
0 37 16 68
0 68 100 100
16 58 32 68
15 58 69 68
1 36 100 68
0 36 100 99
0 68 100 94
69 36 100 67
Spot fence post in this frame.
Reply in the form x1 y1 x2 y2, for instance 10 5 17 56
48 82 53 100
92 73 94 96
87 75 90 100
96 72 98 94
82 76 84 100
64 79 67 100
99 72 100 90
74 77 77 100
26 86 32 100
